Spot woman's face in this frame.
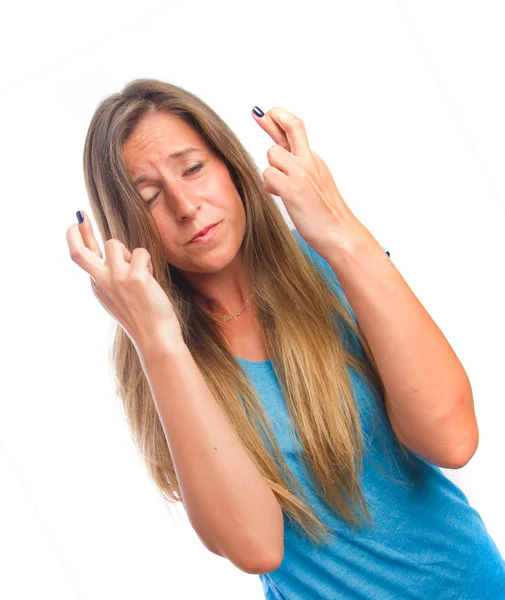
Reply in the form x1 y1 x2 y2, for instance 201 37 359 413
122 111 246 273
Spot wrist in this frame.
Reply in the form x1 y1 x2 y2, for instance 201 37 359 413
321 233 386 280
136 335 187 367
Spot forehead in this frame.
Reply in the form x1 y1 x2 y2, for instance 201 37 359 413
122 111 207 171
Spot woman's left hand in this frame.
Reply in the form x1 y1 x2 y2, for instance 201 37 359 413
251 106 375 260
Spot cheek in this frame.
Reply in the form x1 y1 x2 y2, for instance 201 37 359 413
212 166 239 196
204 176 229 203
154 221 177 255
217 175 243 212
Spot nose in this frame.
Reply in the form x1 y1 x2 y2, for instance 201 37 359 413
167 184 200 221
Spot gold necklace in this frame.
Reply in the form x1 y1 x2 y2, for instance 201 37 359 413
202 292 255 322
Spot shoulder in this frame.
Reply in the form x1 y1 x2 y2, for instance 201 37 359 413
289 228 360 340
289 227 345 291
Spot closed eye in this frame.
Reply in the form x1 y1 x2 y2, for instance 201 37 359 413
145 162 204 206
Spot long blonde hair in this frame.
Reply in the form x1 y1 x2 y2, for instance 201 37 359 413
82 78 412 547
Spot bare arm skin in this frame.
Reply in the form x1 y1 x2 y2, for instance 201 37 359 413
140 340 284 575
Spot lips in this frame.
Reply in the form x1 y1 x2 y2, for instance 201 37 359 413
188 221 220 243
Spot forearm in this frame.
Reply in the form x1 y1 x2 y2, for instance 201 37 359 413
138 340 284 573
323 236 478 468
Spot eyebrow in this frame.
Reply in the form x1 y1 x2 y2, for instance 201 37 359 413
133 147 201 187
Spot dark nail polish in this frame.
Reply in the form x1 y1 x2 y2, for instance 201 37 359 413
386 250 390 257
76 210 84 224
253 106 265 118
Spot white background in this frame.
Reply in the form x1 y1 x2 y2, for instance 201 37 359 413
1 0 504 598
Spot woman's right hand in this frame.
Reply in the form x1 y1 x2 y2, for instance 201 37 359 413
66 210 184 358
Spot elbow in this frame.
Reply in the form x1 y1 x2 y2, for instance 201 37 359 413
445 423 480 470
397 421 480 470
448 442 479 470
228 515 285 575
221 501 285 574
428 393 480 470
235 544 284 575
200 533 283 574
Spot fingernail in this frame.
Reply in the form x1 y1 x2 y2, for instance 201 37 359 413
252 106 265 118
76 210 84 224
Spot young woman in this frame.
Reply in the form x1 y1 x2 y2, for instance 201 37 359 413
66 78 505 598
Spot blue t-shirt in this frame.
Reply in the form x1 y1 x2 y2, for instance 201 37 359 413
235 229 505 599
